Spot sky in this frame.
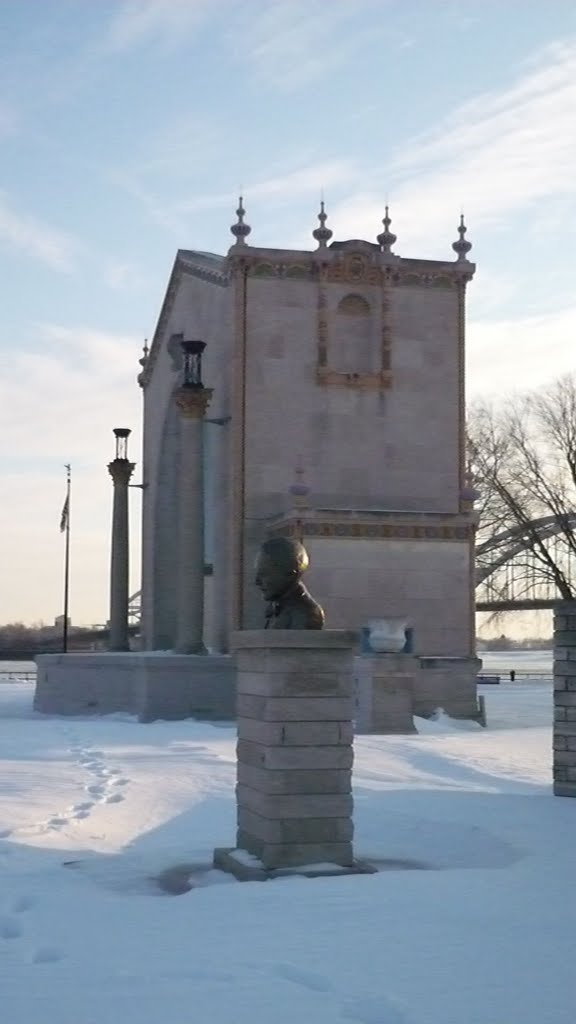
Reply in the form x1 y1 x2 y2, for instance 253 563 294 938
1 0 576 627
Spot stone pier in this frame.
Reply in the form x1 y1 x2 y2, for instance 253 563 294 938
173 383 212 654
214 630 368 879
553 601 576 797
108 435 135 652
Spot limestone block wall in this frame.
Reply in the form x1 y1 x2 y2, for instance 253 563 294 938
242 274 461 517
303 536 473 656
237 263 466 635
553 602 576 797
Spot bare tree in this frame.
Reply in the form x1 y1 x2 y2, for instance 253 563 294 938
468 374 576 603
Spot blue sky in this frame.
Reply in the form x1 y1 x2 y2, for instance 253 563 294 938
1 0 576 625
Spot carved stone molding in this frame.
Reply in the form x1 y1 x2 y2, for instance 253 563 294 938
316 368 392 390
173 386 213 419
270 520 473 541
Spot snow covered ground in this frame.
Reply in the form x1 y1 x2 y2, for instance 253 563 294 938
0 679 573 1024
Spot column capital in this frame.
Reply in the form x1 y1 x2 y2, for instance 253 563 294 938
108 459 136 485
174 385 213 419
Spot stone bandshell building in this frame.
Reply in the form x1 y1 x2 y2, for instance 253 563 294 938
138 204 477 687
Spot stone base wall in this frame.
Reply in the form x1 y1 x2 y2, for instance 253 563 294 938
414 656 481 719
34 653 235 722
233 630 356 870
34 648 480 728
353 653 480 732
553 602 576 797
354 654 416 734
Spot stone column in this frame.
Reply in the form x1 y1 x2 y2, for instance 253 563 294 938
107 455 135 652
215 630 358 876
553 601 576 796
174 385 212 654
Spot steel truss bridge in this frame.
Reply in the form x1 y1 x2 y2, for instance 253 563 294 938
475 513 576 612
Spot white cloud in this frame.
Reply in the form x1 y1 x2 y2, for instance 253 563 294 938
114 158 357 240
104 260 149 292
106 0 217 51
0 325 142 624
0 99 18 137
325 37 576 256
229 1 381 91
467 305 576 399
0 194 78 271
178 160 356 214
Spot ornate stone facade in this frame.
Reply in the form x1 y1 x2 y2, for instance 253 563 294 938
138 217 477 661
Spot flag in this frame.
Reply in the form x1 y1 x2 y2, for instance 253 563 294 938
60 495 69 533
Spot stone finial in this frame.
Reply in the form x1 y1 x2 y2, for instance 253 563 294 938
230 195 251 245
377 205 397 254
289 459 310 508
452 214 472 261
137 338 149 388
460 471 480 510
312 200 333 248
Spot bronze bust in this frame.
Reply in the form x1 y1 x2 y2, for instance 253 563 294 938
255 537 324 630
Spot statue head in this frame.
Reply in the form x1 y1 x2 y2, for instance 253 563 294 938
254 537 309 602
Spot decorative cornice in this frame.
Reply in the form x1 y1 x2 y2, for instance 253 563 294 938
180 261 229 288
141 244 475 389
139 255 229 389
316 368 392 390
108 459 136 485
225 249 475 289
269 519 473 541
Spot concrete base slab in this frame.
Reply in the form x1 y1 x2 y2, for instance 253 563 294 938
34 652 235 722
213 847 377 881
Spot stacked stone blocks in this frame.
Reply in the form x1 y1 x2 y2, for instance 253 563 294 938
553 602 576 797
234 630 356 869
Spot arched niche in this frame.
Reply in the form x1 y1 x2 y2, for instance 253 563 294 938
331 293 375 374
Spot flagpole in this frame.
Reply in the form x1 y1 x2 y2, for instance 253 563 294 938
62 464 71 653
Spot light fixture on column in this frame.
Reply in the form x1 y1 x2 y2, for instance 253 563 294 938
113 427 131 461
181 339 206 388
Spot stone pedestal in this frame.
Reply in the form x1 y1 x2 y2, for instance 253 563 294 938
173 385 212 654
107 457 135 651
214 630 365 877
354 654 416 734
553 601 576 797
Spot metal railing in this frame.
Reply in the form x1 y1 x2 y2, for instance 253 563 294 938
0 671 36 683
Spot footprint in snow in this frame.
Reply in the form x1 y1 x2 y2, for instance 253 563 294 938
86 784 105 797
31 946 64 964
270 962 334 993
70 808 92 820
0 916 23 940
47 817 68 830
341 995 410 1024
101 792 124 805
12 895 34 913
